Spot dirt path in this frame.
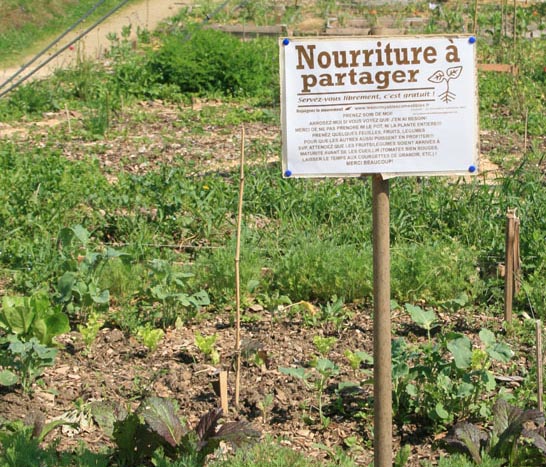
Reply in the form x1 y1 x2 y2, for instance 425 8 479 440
0 0 191 84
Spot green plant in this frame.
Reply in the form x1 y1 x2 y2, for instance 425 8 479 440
77 311 104 351
137 324 165 352
92 397 259 466
149 28 278 103
392 309 514 431
312 335 337 356
144 259 210 327
57 225 129 319
209 435 355 467
405 303 440 341
425 453 504 467
0 334 58 393
0 418 65 467
344 349 373 377
194 332 220 365
280 335 344 427
394 445 411 467
257 393 274 424
0 292 69 346
444 398 546 466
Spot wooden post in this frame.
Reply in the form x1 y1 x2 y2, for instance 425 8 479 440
234 126 245 407
219 371 229 414
372 174 392 467
537 321 543 413
504 209 516 322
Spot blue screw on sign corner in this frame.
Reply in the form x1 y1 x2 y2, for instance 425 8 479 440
283 38 290 46
468 165 476 173
468 36 476 44
284 170 292 177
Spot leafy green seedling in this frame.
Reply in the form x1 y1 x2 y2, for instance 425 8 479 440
0 335 58 393
257 393 274 423
280 357 340 428
405 303 440 340
344 349 373 371
137 324 165 352
194 332 220 364
313 336 337 356
78 311 104 351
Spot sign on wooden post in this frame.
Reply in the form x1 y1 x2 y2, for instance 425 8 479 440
280 35 479 178
279 34 479 467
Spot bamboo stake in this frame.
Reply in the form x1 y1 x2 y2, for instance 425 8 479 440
523 109 529 155
234 126 245 407
64 104 72 134
473 0 479 34
513 0 517 60
537 320 543 412
514 214 521 295
504 209 516 322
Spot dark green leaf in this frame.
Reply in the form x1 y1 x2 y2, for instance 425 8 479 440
57 272 75 302
139 397 184 448
1 296 35 335
444 422 487 464
0 369 19 386
405 304 438 331
57 227 75 249
90 401 128 437
279 367 307 380
72 225 90 246
447 336 472 369
91 289 110 305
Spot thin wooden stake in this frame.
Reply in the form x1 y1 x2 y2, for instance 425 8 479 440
513 0 517 60
504 209 516 322
473 0 479 34
64 104 72 134
219 371 229 414
514 215 521 295
523 109 529 156
234 126 245 408
537 320 543 413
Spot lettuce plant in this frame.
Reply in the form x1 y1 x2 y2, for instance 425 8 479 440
444 399 546 465
91 397 259 466
0 292 69 346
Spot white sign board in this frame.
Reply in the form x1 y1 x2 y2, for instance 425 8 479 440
280 35 479 178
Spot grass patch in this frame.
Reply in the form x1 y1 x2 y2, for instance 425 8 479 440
0 0 139 66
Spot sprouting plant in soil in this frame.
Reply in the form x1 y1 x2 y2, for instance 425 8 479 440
280 335 340 428
194 332 220 364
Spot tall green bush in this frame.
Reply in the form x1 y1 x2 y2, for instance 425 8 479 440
149 28 278 102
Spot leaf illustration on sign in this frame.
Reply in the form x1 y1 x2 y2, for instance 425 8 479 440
446 66 463 79
427 70 445 84
428 66 464 103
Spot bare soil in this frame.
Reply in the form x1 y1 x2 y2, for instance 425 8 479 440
0 294 516 466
